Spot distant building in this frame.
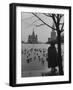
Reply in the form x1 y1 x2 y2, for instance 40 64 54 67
51 30 56 40
48 24 56 42
48 38 51 42
28 29 38 44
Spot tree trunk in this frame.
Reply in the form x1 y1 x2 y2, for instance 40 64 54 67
57 31 64 75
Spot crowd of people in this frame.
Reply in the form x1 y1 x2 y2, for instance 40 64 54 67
22 48 48 65
21 43 64 76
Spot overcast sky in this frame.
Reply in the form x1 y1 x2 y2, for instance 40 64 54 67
21 12 63 42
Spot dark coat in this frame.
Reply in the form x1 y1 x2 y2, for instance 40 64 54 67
47 46 58 68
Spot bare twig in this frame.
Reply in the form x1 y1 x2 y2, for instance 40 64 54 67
35 24 45 27
32 19 40 24
61 23 64 31
32 13 57 31
51 14 57 26
60 14 64 18
61 29 64 32
43 13 52 17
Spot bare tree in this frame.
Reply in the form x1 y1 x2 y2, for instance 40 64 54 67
32 13 64 75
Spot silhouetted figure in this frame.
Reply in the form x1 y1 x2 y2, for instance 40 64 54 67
47 42 58 74
42 60 44 65
27 59 30 63
34 56 36 61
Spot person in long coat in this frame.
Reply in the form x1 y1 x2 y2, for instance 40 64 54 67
47 42 58 73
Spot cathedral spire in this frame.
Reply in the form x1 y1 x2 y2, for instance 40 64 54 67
28 28 38 44
32 28 35 36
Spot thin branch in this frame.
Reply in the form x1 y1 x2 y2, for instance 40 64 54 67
51 14 57 26
35 24 45 27
60 14 64 18
32 13 57 31
57 14 60 23
43 13 57 26
43 13 52 17
54 14 58 18
32 19 40 24
61 23 64 31
58 14 64 21
61 29 64 32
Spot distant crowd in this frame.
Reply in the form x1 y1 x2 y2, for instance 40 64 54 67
21 46 64 65
22 48 48 65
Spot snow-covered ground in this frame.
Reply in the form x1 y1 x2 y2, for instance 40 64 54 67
21 44 64 77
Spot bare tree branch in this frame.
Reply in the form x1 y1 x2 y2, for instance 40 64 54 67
32 13 57 31
58 14 64 22
35 24 45 27
61 29 64 32
61 23 64 31
56 14 60 23
32 19 40 24
51 14 57 26
60 14 64 18
32 13 64 33
43 13 57 26
43 13 52 17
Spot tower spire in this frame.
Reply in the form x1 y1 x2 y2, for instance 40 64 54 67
32 28 35 36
